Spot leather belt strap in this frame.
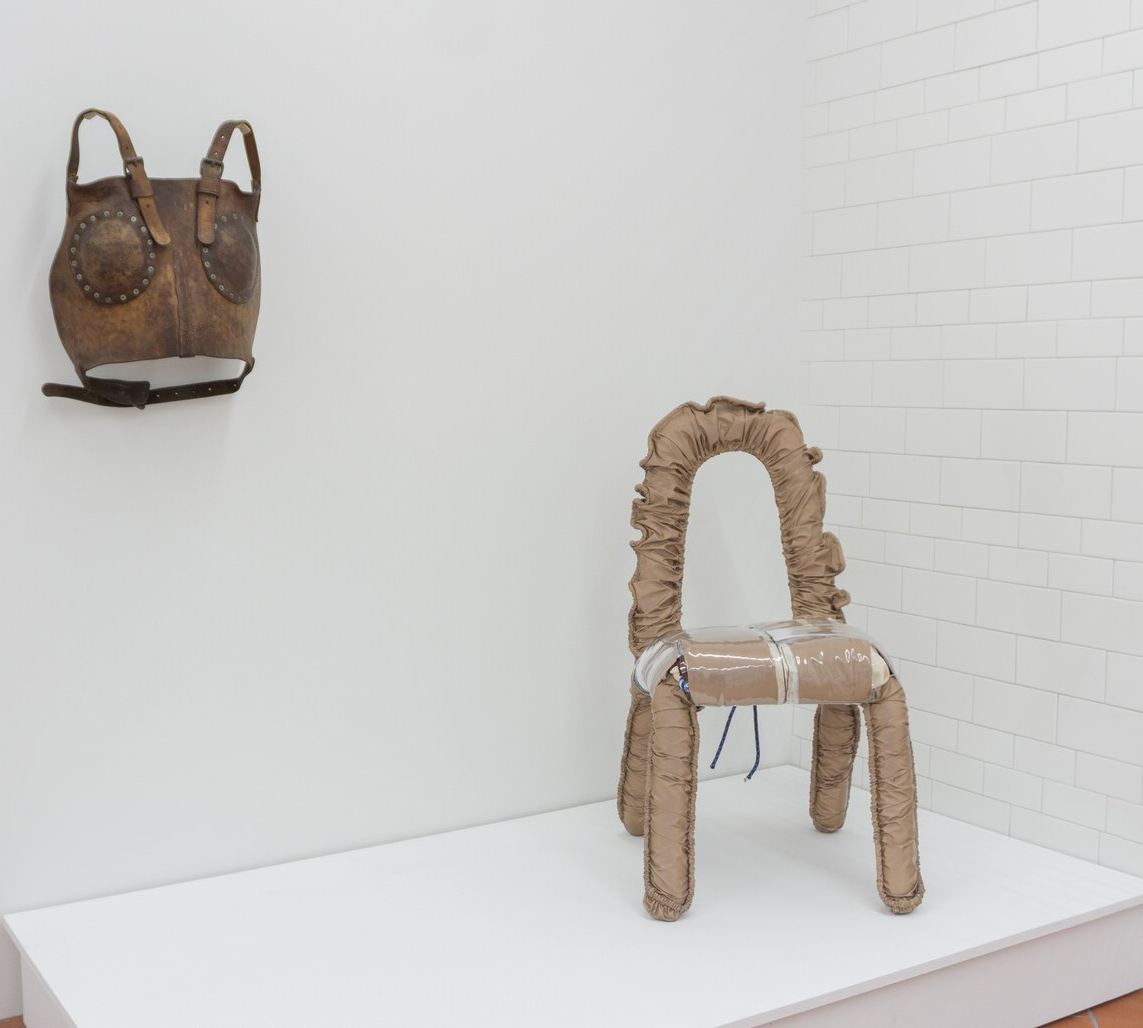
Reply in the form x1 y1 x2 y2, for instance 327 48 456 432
196 120 261 245
42 360 254 409
67 109 170 246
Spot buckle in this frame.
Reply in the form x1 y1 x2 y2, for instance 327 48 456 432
200 156 224 175
123 155 144 169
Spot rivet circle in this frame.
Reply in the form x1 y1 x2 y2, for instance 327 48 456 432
69 208 154 304
198 208 256 305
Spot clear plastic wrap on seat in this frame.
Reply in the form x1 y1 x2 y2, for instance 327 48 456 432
633 617 893 705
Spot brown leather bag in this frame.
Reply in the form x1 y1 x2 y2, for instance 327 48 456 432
44 109 262 408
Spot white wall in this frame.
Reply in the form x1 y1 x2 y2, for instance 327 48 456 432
0 0 804 1015
797 0 1143 879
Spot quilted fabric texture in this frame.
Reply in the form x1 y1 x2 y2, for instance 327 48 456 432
616 397 923 920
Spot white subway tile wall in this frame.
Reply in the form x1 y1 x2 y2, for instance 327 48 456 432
800 0 1143 876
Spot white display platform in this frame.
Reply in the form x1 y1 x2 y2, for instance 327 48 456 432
6 765 1143 1028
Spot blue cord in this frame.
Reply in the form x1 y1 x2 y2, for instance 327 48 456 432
709 707 737 770
746 705 761 780
709 705 763 779
675 657 689 696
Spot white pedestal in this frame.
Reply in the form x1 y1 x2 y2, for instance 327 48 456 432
6 766 1143 1028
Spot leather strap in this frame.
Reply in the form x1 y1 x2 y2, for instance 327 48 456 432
67 109 170 246
197 120 261 245
42 360 254 409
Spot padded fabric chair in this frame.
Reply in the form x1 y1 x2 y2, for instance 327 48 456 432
617 397 924 921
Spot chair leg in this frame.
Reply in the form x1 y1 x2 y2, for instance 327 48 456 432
863 677 924 913
809 704 860 833
617 688 652 835
642 679 699 921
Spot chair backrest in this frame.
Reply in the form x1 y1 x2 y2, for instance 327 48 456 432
628 397 850 657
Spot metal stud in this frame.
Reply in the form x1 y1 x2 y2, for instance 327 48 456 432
210 274 216 281
104 297 112 303
221 215 227 222
84 285 90 292
204 261 210 268
75 274 82 281
70 247 76 254
73 234 79 241
70 260 77 266
79 222 86 229
228 292 235 299
120 294 127 301
130 216 137 222
116 211 123 217
142 279 149 286
133 289 139 295
149 252 155 259
147 266 154 273
147 239 153 246
219 284 225 291
93 292 100 298
103 211 110 217
202 247 208 255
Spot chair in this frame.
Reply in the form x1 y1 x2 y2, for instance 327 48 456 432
616 397 924 921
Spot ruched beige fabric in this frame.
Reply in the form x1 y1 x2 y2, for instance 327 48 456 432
617 397 924 920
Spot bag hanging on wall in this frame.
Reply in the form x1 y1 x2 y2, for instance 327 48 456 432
44 109 262 408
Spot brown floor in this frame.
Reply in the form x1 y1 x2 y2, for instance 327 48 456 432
0 988 1138 1026
1043 986 1143 1026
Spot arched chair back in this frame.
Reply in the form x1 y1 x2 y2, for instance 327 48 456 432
626 396 848 658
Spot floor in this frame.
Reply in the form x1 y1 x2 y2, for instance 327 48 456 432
1043 988 1143 1026
0 990 1138 1028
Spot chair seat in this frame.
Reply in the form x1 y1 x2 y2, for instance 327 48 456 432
634 617 892 706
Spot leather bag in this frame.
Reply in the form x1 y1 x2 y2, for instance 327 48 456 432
44 109 262 408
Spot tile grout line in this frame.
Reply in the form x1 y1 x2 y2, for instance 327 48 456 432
808 0 1143 877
